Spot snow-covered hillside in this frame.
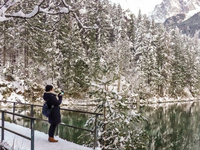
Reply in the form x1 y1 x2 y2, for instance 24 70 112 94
151 0 200 23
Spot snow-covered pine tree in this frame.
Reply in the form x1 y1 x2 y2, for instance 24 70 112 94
132 12 155 100
0 20 17 79
169 28 188 97
179 35 200 97
80 61 148 149
149 25 172 97
52 1 87 92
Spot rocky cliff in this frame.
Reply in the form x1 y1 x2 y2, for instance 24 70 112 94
151 0 200 23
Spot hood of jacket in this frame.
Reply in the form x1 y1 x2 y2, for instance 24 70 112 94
43 91 57 101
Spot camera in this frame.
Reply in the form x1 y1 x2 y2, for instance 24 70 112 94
60 90 64 95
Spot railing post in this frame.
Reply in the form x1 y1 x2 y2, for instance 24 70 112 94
56 125 59 136
31 118 34 150
31 105 34 117
94 114 98 150
1 111 4 142
13 102 16 122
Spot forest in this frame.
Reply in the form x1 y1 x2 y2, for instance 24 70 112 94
0 0 200 149
1 0 200 99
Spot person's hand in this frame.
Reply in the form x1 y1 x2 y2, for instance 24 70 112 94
58 93 62 97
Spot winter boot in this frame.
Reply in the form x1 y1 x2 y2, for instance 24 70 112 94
48 137 58 142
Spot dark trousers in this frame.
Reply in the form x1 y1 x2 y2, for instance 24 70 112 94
49 124 57 137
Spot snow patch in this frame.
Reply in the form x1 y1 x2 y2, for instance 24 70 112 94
184 8 200 20
79 8 88 14
7 92 25 103
60 7 69 13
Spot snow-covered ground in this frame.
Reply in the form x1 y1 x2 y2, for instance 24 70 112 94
0 121 94 150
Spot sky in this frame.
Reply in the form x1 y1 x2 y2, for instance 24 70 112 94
110 0 163 15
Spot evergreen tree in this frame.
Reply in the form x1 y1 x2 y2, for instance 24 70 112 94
151 26 172 97
81 64 148 149
169 28 187 97
0 20 17 78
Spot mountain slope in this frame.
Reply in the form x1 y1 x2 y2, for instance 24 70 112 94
164 12 200 38
178 12 200 37
151 0 200 23
164 13 186 28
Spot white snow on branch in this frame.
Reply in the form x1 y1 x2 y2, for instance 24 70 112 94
0 5 10 21
61 0 72 9
0 0 99 30
60 7 69 13
5 6 70 19
0 16 9 21
6 6 39 18
39 7 70 15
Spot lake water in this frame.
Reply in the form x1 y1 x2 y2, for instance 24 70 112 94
139 101 200 150
1 101 200 149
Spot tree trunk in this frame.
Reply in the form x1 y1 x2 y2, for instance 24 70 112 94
3 23 6 66
103 104 106 150
117 74 121 92
103 83 107 150
24 28 29 77
117 63 121 92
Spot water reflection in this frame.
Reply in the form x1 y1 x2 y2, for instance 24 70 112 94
140 102 200 150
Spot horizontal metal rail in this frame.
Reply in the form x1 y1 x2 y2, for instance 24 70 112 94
0 100 102 115
0 110 36 120
59 122 94 133
0 110 35 150
35 117 94 132
0 127 31 140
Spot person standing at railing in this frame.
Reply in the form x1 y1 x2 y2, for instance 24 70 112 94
43 85 62 142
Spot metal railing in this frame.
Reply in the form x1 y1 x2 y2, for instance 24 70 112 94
0 110 35 150
0 100 102 150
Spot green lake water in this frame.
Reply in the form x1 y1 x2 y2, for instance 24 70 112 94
139 101 200 150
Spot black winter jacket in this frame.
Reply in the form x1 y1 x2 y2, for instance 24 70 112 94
43 91 62 124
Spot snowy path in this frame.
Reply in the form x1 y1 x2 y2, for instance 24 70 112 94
0 121 92 150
